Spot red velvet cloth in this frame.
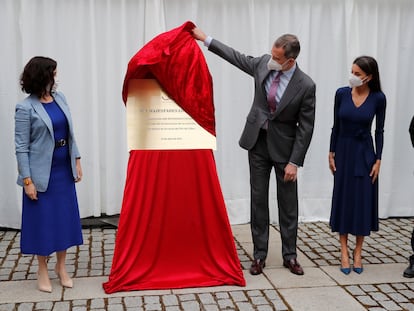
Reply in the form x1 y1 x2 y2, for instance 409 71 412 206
103 150 245 292
122 21 215 136
103 22 245 293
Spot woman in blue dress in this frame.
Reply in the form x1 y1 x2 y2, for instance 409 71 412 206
329 56 386 275
15 57 83 292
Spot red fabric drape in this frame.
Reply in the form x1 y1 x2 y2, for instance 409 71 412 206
103 150 245 292
103 21 245 293
122 21 215 136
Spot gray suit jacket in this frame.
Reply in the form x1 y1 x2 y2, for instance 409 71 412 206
208 39 316 166
15 92 81 192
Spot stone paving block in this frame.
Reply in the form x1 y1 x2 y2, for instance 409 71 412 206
370 292 389 301
346 285 365 295
388 292 409 303
178 293 196 301
35 301 54 309
198 293 215 305
162 294 179 306
280 286 366 311
105 303 123 311
214 292 229 299
378 300 403 311
229 291 247 302
361 284 377 292
181 300 200 311
401 289 414 299
0 279 62 304
235 302 255 311
217 298 233 309
17 302 34 311
145 303 163 310
257 305 274 311
144 295 163 306
0 303 14 311
203 305 219 311
266 267 336 289
250 295 268 305
328 264 408 286
52 301 71 311
356 295 378 306
400 303 414 311
246 290 261 297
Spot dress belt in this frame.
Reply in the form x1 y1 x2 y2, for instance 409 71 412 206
55 139 67 148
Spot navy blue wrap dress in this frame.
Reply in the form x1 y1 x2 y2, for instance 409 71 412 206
329 87 386 236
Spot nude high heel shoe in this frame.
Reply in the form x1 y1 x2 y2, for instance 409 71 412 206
55 267 73 288
37 272 52 293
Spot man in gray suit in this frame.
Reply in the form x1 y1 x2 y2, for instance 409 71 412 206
192 27 316 275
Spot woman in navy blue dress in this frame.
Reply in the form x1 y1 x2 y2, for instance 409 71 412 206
329 56 386 275
15 57 83 292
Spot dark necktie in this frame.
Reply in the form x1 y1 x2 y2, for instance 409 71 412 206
267 71 283 113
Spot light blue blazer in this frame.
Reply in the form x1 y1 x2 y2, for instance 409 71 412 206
15 92 81 192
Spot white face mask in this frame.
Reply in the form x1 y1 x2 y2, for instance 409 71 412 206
52 78 59 93
349 73 366 88
267 58 288 71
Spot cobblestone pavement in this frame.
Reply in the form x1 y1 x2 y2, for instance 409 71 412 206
1 218 414 310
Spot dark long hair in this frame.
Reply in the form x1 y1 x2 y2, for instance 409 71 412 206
20 56 57 98
353 56 382 92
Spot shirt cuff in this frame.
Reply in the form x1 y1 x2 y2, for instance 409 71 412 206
204 36 213 47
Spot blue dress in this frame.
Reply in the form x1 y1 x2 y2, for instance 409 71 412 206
329 87 386 236
20 101 83 256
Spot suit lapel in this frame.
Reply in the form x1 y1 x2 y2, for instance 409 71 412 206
54 94 71 128
275 67 303 115
31 99 54 136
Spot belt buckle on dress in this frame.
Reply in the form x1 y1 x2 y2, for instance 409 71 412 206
56 139 67 147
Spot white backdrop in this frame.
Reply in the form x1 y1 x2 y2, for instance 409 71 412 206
1 0 414 229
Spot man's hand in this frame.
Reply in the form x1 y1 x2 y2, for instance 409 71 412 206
192 27 207 42
284 163 298 182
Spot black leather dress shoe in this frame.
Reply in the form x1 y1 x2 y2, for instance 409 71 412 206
283 258 304 275
249 259 266 275
404 265 414 278
403 255 414 278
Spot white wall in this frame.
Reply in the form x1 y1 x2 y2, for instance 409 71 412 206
1 0 414 228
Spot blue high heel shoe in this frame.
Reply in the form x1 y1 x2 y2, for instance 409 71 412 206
340 267 351 275
353 266 364 274
352 249 363 274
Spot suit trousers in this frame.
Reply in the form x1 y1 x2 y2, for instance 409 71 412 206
248 129 298 261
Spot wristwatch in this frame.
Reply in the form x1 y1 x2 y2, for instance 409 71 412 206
23 178 32 186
